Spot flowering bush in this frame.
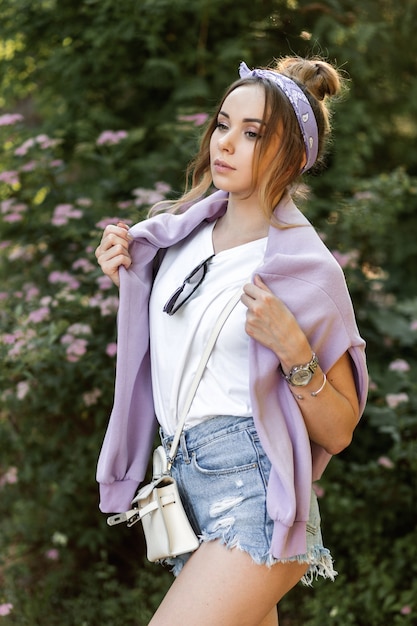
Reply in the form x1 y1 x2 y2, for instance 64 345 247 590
0 114 173 622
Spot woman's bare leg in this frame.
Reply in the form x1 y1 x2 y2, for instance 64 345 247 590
149 541 307 626
259 607 279 626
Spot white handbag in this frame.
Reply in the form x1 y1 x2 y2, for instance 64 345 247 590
107 287 242 562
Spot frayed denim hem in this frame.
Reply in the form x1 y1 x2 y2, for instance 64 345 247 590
284 545 338 586
159 531 337 584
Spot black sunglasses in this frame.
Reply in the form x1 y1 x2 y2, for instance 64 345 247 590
163 254 215 316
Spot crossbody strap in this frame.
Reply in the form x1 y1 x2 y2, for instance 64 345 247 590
166 286 243 471
107 285 244 527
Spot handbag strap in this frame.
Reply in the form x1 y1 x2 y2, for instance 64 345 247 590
166 286 243 471
107 286 244 527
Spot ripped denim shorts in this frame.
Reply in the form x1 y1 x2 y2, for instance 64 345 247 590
159 415 337 584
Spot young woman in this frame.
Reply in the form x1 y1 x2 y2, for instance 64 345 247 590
95 56 368 626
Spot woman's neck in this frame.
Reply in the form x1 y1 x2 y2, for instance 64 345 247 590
212 194 270 254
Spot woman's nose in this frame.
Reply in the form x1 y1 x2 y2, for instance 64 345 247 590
218 130 234 152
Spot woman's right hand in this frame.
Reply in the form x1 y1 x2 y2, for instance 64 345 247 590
95 222 132 287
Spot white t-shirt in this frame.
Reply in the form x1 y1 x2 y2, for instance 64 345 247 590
149 220 267 435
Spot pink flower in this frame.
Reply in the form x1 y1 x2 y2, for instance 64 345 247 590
96 275 113 290
106 342 117 357
0 170 19 185
410 320 417 331
0 112 23 126
52 203 83 226
36 135 61 150
95 216 133 229
331 250 358 269
28 306 50 323
4 328 36 358
0 466 18 487
14 138 35 156
178 113 209 127
132 187 167 206
117 200 133 210
400 606 412 615
48 271 80 290
72 258 95 273
96 130 128 146
65 338 88 362
20 160 37 172
60 333 73 345
25 285 41 301
386 393 409 408
2 333 15 344
155 181 171 194
49 159 64 168
3 212 23 222
1 199 14 213
1 201 27 222
4 331 21 346
8 340 25 358
0 603 13 616
45 548 60 561
91 295 119 316
389 359 410 372
377 456 394 469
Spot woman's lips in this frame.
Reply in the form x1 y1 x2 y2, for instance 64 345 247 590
213 159 235 172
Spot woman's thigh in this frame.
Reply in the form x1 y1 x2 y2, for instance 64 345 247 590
149 540 308 626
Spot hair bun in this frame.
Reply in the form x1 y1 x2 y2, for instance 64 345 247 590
275 56 342 101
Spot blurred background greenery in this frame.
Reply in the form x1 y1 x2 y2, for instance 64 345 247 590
0 1 416 624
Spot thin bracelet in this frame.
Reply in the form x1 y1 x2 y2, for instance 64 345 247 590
293 373 327 400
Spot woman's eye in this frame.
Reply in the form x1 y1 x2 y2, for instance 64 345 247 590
246 131 259 139
216 122 228 131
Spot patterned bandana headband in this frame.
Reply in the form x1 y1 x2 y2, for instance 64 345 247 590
239 61 319 173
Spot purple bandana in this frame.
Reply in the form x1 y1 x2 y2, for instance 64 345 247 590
239 61 319 173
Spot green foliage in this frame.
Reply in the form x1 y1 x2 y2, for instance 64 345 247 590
0 1 416 624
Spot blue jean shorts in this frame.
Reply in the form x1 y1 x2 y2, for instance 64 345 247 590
159 415 336 584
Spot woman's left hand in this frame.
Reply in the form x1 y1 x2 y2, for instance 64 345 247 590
241 274 312 368
242 275 361 455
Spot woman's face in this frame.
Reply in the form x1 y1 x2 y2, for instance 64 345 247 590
209 84 278 200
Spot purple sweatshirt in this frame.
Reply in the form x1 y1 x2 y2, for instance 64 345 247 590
96 190 368 559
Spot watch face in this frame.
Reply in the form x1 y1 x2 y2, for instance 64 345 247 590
291 368 313 386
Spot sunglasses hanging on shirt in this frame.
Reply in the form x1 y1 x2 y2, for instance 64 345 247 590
163 254 215 316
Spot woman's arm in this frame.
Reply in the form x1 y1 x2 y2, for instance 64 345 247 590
241 275 360 455
95 222 132 287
